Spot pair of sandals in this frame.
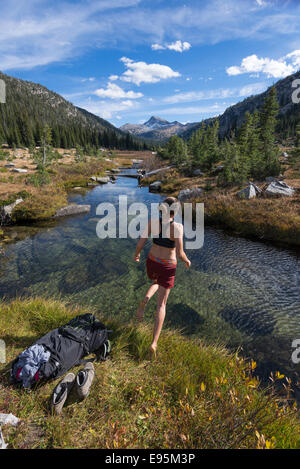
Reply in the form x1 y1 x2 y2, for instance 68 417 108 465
50 362 95 415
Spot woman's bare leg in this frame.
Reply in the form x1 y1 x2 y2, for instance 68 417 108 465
150 286 170 357
136 282 159 321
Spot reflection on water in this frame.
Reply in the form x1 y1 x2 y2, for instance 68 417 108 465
0 169 299 386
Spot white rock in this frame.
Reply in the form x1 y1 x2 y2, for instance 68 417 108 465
0 198 23 223
149 181 162 192
11 168 28 173
178 187 204 201
237 183 260 199
54 204 91 218
265 181 295 197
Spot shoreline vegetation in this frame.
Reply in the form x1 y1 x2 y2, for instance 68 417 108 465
0 297 300 449
0 145 147 243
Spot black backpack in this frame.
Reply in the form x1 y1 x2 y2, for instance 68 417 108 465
11 314 112 388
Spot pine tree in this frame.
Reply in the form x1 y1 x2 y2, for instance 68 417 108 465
259 86 280 177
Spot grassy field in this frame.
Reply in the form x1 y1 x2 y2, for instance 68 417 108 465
0 298 299 449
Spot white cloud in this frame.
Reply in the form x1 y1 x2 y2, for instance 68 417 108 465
109 75 119 81
164 82 267 104
227 50 300 78
81 77 95 82
153 103 227 117
167 40 191 52
94 82 143 99
119 57 180 86
151 43 165 51
151 40 191 53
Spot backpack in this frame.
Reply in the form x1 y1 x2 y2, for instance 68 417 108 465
11 313 112 388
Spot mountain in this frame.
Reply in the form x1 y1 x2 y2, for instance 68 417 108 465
180 70 300 140
0 71 145 150
120 116 197 141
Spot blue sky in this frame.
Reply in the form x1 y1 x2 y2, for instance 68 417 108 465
0 0 300 127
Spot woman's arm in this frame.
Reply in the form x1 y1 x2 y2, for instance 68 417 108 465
175 224 191 268
134 220 151 262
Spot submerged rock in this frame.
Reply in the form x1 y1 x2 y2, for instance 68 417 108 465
178 187 203 201
54 204 91 218
265 180 295 197
167 303 204 334
219 306 276 336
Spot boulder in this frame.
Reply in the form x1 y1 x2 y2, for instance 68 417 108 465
193 169 204 177
282 152 289 158
265 180 295 197
54 204 91 218
149 181 162 192
11 168 28 173
237 183 261 199
90 176 110 183
0 198 23 224
4 163 15 168
178 187 204 201
110 168 120 173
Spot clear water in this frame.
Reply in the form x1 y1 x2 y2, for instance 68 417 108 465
0 169 300 385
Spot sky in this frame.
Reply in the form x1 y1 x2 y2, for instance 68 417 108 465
0 0 300 127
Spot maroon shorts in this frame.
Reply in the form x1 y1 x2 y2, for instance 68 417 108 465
146 256 177 289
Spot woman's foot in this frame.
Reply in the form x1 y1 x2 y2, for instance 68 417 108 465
149 344 157 360
136 298 148 322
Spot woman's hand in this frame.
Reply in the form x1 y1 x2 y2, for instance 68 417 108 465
185 259 191 269
134 253 140 262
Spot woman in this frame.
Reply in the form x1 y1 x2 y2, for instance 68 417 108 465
134 196 191 358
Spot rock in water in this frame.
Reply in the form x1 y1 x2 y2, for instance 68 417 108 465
178 187 203 201
265 180 295 197
219 306 276 336
54 204 91 218
167 303 204 333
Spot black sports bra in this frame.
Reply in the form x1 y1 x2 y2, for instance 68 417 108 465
153 217 175 249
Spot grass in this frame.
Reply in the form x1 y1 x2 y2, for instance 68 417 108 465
0 297 299 449
0 157 114 224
